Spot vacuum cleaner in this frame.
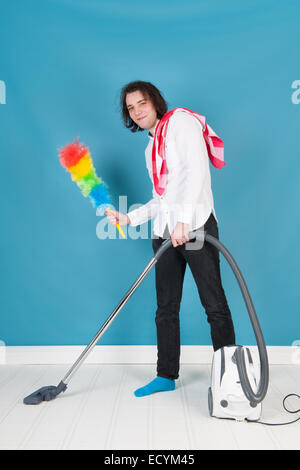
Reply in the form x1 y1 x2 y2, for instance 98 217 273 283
206 233 269 422
23 229 269 422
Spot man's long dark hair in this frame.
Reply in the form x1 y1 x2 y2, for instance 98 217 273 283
120 81 168 133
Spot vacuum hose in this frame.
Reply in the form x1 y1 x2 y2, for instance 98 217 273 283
204 233 269 404
155 231 269 404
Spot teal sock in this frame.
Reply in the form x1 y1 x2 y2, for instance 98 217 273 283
134 376 175 397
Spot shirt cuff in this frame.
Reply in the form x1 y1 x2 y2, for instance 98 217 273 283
176 204 193 226
127 208 142 227
127 206 153 227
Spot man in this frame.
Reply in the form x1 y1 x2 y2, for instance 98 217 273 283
105 81 235 397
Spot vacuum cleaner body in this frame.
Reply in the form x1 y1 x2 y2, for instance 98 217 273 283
208 345 261 421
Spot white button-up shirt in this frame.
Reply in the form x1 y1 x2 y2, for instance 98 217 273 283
127 111 218 237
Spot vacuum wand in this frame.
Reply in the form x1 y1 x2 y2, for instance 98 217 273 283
23 237 173 405
61 237 174 386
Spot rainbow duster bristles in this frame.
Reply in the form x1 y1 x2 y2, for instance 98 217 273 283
58 139 125 238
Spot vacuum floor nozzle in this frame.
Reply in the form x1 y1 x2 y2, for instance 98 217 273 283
23 381 67 405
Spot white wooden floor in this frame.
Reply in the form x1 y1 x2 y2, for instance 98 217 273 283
0 363 299 450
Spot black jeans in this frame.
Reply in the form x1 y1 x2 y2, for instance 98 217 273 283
152 213 236 380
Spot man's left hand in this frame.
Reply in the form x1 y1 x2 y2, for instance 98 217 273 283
171 222 190 247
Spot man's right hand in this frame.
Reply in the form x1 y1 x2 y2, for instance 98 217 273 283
104 209 130 226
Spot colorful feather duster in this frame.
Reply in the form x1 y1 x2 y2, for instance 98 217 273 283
58 139 125 238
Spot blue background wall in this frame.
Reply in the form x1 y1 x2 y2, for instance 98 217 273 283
1 0 299 347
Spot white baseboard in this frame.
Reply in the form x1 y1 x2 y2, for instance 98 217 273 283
1 345 296 365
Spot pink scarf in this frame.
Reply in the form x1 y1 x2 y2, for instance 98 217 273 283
152 107 225 196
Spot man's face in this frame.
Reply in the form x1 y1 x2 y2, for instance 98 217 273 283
126 90 158 131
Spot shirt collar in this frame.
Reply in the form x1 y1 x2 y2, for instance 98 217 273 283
148 119 160 139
